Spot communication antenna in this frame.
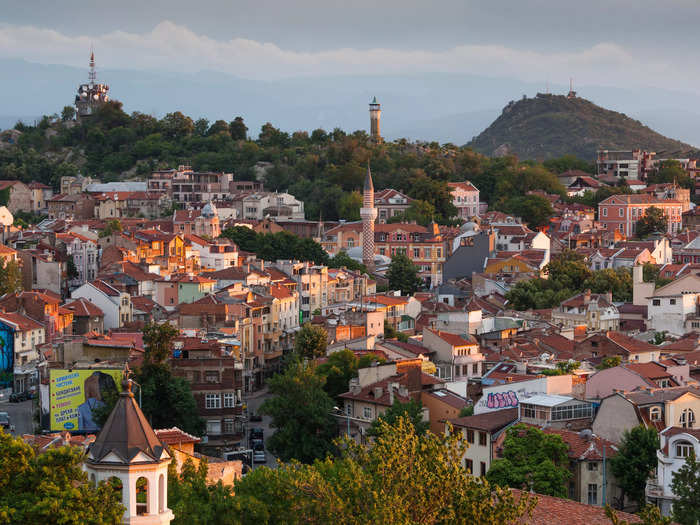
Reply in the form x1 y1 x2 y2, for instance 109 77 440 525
88 45 97 85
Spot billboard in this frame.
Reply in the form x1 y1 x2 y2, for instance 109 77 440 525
49 369 123 432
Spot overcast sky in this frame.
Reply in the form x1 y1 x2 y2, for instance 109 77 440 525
1 0 698 91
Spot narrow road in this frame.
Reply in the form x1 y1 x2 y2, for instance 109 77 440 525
0 399 35 436
244 388 278 469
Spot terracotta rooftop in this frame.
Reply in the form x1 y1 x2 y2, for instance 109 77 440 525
426 329 478 347
511 489 642 524
62 297 104 317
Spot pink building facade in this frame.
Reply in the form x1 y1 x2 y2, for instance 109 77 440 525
598 194 682 237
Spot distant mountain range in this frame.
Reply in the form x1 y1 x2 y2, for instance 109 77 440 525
1 58 700 149
468 94 695 160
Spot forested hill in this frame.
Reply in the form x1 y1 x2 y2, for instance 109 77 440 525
0 101 593 227
468 94 696 161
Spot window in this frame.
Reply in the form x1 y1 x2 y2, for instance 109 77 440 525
424 248 431 258
205 393 221 409
466 429 475 444
413 248 420 258
588 462 598 472
480 462 487 476
223 419 235 434
587 483 598 505
521 404 535 419
206 420 221 435
670 299 676 305
479 431 487 446
205 371 219 383
223 392 235 408
680 409 695 428
465 459 473 473
619 208 624 217
363 407 373 419
653 299 660 306
649 407 662 421
602 207 608 217
676 441 693 458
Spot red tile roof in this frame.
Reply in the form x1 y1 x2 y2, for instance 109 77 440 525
450 407 518 432
605 331 659 355
426 329 478 347
62 297 104 317
155 427 201 445
0 311 44 332
511 489 642 524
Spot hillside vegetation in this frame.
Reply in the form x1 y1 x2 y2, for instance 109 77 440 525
469 94 695 160
0 101 596 226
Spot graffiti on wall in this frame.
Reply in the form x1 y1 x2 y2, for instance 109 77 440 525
486 390 519 410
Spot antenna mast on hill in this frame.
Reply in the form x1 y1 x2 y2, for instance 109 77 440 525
567 78 577 99
88 45 97 85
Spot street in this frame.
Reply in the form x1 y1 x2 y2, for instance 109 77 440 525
0 399 35 436
243 387 278 469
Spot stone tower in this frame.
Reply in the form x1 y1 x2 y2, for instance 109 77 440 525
369 97 382 142
84 378 174 524
360 163 377 273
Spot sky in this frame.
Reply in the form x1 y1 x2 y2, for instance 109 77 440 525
1 0 699 92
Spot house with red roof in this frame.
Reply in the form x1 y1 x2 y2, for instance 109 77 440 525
373 188 412 223
551 290 619 332
70 279 132 330
422 328 484 381
62 297 104 335
447 181 480 219
585 361 684 401
592 386 700 443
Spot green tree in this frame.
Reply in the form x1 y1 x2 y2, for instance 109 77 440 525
294 323 328 359
328 251 367 273
636 207 667 238
0 429 124 524
142 321 179 366
458 405 474 417
0 259 22 295
229 117 248 141
606 504 672 525
168 457 237 525
337 191 362 221
61 105 76 121
367 399 429 437
648 160 693 190
670 451 700 525
259 360 337 463
386 253 423 294
502 194 554 229
597 356 622 370
610 425 660 510
486 424 571 497
231 417 535 524
99 219 123 238
583 268 633 302
541 360 581 376
315 349 383 400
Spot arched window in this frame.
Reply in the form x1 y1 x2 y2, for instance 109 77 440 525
136 476 149 515
158 473 165 513
680 409 696 428
649 407 662 422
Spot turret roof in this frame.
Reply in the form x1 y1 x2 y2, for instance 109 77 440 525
87 379 168 465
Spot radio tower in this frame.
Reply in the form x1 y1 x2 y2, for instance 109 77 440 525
88 46 97 85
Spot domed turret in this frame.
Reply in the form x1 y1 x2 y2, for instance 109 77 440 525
201 200 218 218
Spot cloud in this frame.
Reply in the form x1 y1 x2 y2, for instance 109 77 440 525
0 20 691 91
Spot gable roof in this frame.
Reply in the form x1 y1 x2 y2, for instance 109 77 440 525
62 297 104 317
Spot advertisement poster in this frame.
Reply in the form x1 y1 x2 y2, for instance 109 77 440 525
49 369 123 432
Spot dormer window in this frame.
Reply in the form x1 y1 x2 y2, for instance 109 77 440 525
676 441 693 458
649 407 661 421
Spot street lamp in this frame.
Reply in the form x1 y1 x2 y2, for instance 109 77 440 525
334 406 350 437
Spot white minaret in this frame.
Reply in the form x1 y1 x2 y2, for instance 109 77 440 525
360 163 377 273
84 379 174 524
369 97 382 142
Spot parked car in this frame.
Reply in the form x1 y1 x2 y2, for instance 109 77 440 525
249 427 264 444
0 412 11 430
